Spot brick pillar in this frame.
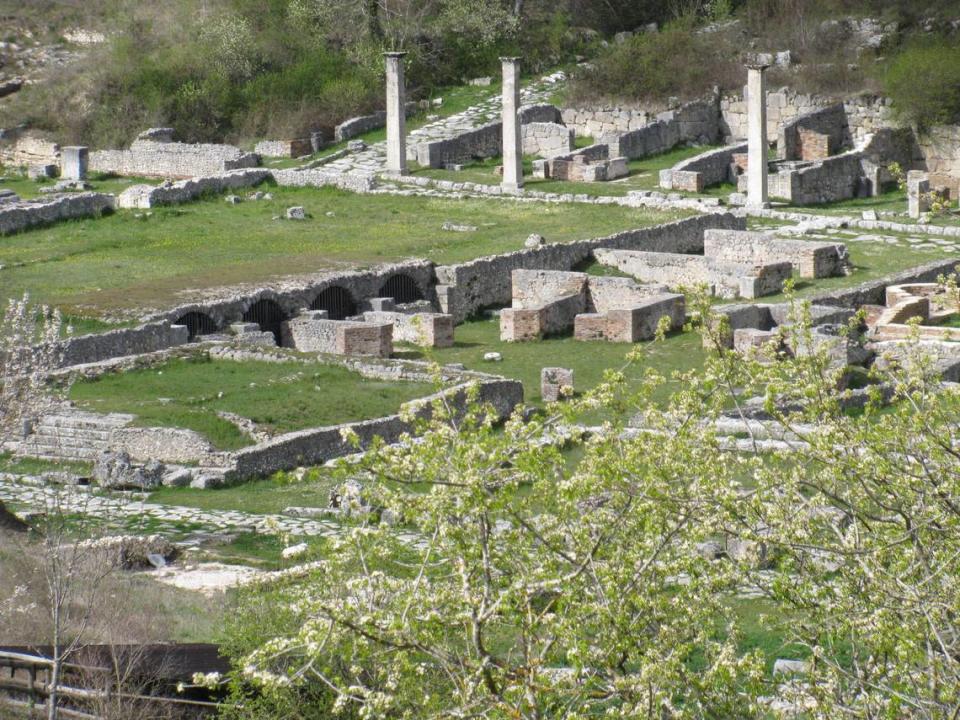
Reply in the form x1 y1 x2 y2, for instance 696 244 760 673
384 52 407 175
746 63 770 208
500 57 523 194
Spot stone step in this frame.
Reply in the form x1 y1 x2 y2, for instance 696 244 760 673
26 427 114 442
19 440 108 456
38 413 133 431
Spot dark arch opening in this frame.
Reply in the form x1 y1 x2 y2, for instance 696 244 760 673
174 312 218 341
310 286 357 321
378 274 424 304
242 299 288 345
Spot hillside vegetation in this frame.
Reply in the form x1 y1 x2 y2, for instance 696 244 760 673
1 0 959 148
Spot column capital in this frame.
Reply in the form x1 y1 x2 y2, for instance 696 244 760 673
499 56 521 63
383 51 408 58
744 62 770 71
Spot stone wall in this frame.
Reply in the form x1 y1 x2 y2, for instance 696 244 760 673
769 151 864 205
522 122 575 159
416 121 503 168
593 248 791 299
519 104 563 125
806 258 960 309
703 229 849 279
334 102 417 143
601 99 722 160
272 167 378 194
282 316 393 357
111 426 216 464
560 107 655 138
433 213 744 323
0 193 115 235
660 142 747 191
254 139 312 158
226 378 523 481
0 132 60 167
158 260 436 332
778 103 850 161
720 89 894 144
55 322 190 369
116 169 272 209
89 134 259 178
362 310 454 348
919 125 960 197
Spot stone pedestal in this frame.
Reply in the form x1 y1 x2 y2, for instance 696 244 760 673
61 146 88 180
541 367 574 402
745 64 769 208
384 52 408 175
500 57 523 194
907 170 930 218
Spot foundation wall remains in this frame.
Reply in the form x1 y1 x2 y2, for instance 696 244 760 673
89 132 259 178
602 99 722 160
434 214 745 322
281 316 393 357
271 167 378 193
770 151 864 205
0 192 115 235
703 229 849 279
116 169 272 209
334 103 417 143
416 122 503 168
0 132 61 167
55 323 190 368
254 139 312 158
660 142 747 191
778 103 849 161
519 104 563 125
227 378 523 481
362 310 454 348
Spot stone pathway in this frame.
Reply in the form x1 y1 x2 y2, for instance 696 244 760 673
319 71 565 178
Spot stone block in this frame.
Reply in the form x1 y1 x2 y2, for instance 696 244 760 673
500 307 545 342
60 146 88 181
733 328 780 355
541 367 574 402
336 322 392 356
28 163 58 180
573 313 607 341
369 297 395 312
286 206 306 220
671 170 704 193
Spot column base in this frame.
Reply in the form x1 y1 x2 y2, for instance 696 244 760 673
501 182 524 195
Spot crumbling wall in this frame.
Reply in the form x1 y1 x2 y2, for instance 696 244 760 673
778 103 850 161
56 322 190 368
254 139 312 158
282 316 393 357
434 213 745 322
0 192 115 235
519 104 563 125
227 379 523 481
659 142 747 191
603 99 721 160
770 151 863 205
89 132 259 178
522 122 575 158
416 121 503 168
271 167 377 193
334 102 417 142
362 310 454 347
0 132 60 167
116 169 271 209
703 229 849 279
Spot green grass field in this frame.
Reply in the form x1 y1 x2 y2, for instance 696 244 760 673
69 355 436 449
0 184 682 313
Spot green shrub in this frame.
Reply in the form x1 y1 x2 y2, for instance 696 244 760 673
882 38 960 129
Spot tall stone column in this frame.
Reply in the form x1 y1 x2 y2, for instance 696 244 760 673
500 57 523 194
384 52 407 175
746 62 770 207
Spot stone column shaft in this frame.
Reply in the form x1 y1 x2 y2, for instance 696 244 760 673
500 57 523 193
384 52 407 175
746 64 769 207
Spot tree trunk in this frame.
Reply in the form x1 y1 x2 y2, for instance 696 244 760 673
367 0 384 40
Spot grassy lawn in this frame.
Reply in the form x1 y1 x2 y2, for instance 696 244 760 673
0 452 92 476
410 144 726 198
149 473 340 516
69 355 436 449
400 317 707 409
0 170 158 200
0 184 682 313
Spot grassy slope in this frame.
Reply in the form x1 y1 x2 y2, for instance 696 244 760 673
0 184 682 312
69 356 435 449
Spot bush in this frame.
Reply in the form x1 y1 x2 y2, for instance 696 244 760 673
566 20 740 106
882 38 960 129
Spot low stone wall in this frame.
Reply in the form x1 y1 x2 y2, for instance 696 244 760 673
522 122 574 159
778 104 849 161
594 248 791 299
55 322 190 369
334 102 417 143
116 169 272 209
0 132 60 167
416 121 502 168
282 315 393 357
89 138 259 178
770 151 864 205
362 310 454 348
703 229 848 279
602 99 721 160
660 143 747 192
226 378 523 481
560 106 656 138
0 192 115 235
433 213 745 323
254 139 312 158
111 426 217 464
806 258 960 309
519 104 562 125
272 167 377 194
